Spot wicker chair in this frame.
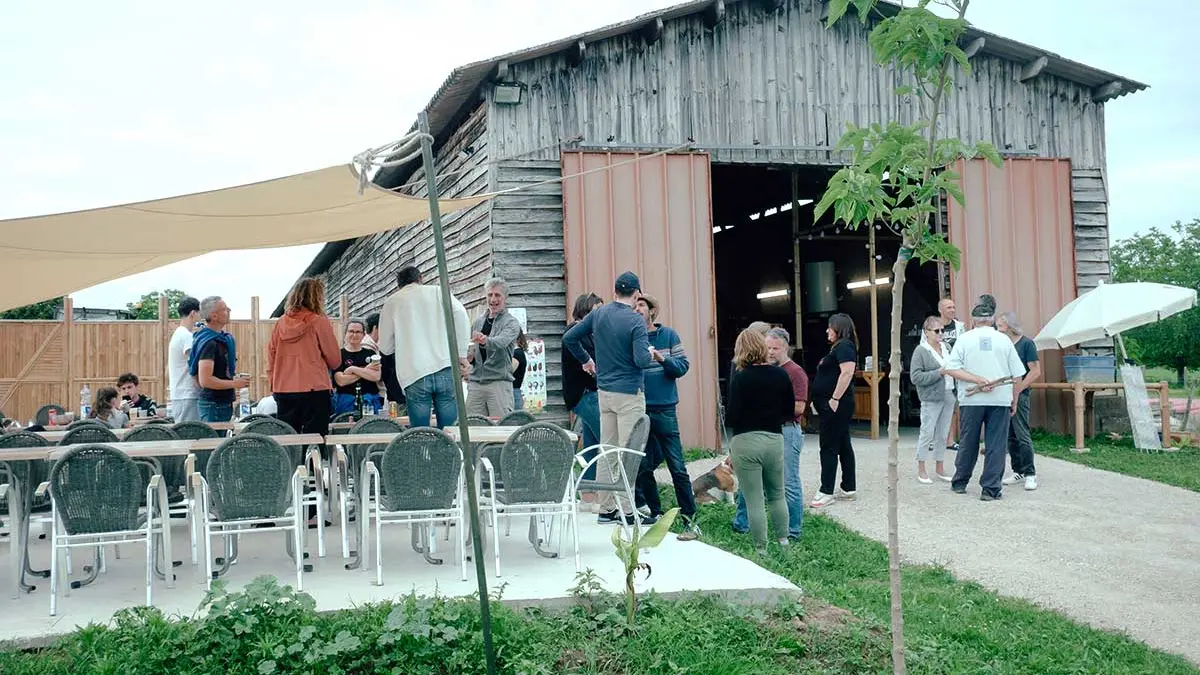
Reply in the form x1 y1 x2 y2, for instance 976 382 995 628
480 422 579 576
574 414 650 531
240 417 325 558
122 426 189 557
193 434 307 590
40 444 173 616
329 412 358 432
66 419 107 431
336 417 404 563
498 410 537 427
60 425 120 446
35 405 67 427
237 414 274 424
466 415 495 427
171 421 222 566
364 428 466 584
0 431 51 594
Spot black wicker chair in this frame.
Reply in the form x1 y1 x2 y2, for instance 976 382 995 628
59 425 119 446
34 405 66 427
0 431 52 592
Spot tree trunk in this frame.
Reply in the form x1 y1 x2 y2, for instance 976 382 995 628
1176 360 1186 390
886 250 910 675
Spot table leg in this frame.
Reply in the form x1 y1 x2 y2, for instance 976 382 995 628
1073 382 1090 454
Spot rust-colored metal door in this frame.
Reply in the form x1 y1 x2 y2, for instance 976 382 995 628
947 158 1077 431
562 151 720 449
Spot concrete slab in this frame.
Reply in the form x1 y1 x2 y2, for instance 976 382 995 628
0 512 798 646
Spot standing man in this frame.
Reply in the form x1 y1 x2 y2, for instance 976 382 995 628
564 271 656 526
377 264 471 429
168 296 202 421
938 297 966 451
997 311 1041 491
632 294 698 537
943 295 1027 501
189 296 249 423
362 312 381 352
466 278 521 418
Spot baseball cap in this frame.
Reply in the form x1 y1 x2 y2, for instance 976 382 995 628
614 271 642 295
639 293 658 312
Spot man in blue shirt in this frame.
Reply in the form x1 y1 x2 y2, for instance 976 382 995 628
563 271 656 526
632 294 699 539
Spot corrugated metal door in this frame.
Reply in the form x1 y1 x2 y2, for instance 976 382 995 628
562 151 720 449
947 158 1077 431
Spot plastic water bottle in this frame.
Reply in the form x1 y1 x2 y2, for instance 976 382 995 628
80 384 92 419
238 388 251 419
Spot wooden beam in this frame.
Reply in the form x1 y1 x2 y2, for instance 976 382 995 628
566 39 586 67
704 0 726 27
158 294 169 406
1019 55 1048 82
1092 81 1124 102
494 59 509 82
251 296 262 401
643 17 664 44
963 36 985 59
64 296 74 412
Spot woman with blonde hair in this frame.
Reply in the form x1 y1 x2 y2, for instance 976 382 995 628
267 277 342 462
724 328 794 552
910 315 955 483
89 387 129 429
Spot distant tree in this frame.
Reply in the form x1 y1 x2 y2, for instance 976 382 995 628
126 289 190 320
1111 219 1200 387
0 297 64 320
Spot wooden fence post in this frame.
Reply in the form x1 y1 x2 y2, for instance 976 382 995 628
338 295 349 340
64 296 75 412
159 294 170 404
251 296 261 401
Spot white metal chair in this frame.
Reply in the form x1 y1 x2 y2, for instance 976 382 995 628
38 444 174 616
364 428 466 586
334 417 405 565
573 414 650 535
240 418 327 559
192 434 309 591
480 422 579 576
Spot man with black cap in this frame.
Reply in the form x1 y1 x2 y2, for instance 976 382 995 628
564 271 657 525
942 294 1028 501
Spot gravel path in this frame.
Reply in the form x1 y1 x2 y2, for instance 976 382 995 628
662 434 1200 664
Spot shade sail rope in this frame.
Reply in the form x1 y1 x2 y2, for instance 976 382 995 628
351 131 433 195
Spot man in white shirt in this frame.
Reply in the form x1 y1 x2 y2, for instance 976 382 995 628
377 264 471 429
167 296 202 421
943 294 1027 501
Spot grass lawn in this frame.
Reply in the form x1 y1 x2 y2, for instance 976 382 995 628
1033 432 1200 492
667 493 1199 674
1143 366 1199 397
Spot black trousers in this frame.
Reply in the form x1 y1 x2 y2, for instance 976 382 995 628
274 390 332 460
816 396 856 495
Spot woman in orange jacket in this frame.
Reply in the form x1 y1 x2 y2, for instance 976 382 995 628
268 277 342 461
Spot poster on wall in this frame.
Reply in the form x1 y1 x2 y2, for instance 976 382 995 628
506 308 546 412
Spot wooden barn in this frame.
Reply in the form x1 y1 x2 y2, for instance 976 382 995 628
286 0 1146 449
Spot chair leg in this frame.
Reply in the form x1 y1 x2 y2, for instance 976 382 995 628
48 513 58 617
571 502 581 573
294 478 304 592
145 521 154 607
339 483 351 560
458 508 467 582
316 488 327 559
492 507 502 578
374 506 383 588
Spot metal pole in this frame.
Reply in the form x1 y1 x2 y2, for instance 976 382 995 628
417 111 497 675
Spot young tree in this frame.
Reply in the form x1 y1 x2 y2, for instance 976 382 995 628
126 289 190 320
1111 219 1200 387
817 1 1001 672
0 297 64 320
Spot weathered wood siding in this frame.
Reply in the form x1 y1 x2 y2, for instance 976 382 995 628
323 105 494 318
490 160 568 417
1071 168 1111 293
489 0 1107 170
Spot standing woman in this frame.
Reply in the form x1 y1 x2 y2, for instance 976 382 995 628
909 316 955 483
809 313 859 508
562 293 604 479
511 331 528 411
267 277 342 457
725 328 794 553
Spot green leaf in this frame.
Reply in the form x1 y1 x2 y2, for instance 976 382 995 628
258 661 277 675
825 0 852 27
974 141 1003 168
639 508 681 549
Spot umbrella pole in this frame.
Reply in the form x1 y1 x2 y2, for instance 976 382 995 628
417 112 497 675
1115 333 1129 362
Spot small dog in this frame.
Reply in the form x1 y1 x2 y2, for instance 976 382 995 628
692 457 737 504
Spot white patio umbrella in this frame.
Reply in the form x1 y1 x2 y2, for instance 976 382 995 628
1033 281 1198 355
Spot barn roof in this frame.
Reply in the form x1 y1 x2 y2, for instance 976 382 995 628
283 0 1147 315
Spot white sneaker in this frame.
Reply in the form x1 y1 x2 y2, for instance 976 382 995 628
637 505 653 518
1002 473 1025 485
835 489 857 501
810 492 836 508
1024 476 1038 491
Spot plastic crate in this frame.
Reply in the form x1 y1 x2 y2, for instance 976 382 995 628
1064 355 1116 383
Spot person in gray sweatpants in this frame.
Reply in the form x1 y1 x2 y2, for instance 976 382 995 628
943 295 1028 501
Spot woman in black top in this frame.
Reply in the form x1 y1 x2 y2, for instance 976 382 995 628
511 331 528 411
809 313 859 508
563 294 604 480
725 328 795 552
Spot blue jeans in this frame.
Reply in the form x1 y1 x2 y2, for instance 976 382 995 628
513 388 524 411
573 390 601 480
404 367 458 429
332 393 383 416
198 400 234 424
733 423 803 538
635 407 696 518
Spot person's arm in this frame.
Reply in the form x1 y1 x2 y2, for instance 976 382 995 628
725 370 745 429
317 318 343 370
563 312 596 366
484 314 520 351
660 329 690 379
1013 345 1040 396
943 340 988 386
198 359 240 390
793 369 809 417
828 344 856 409
632 321 654 369
377 302 396 357
333 366 360 387
266 331 277 381
908 349 943 388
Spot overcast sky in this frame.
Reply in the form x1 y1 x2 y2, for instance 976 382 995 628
1 1 1194 317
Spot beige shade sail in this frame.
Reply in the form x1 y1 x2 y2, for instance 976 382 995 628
0 165 489 312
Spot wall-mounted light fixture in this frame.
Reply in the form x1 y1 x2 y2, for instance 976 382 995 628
494 82 524 105
846 277 891 290
757 289 789 300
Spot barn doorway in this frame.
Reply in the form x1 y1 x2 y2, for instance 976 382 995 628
710 164 943 429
